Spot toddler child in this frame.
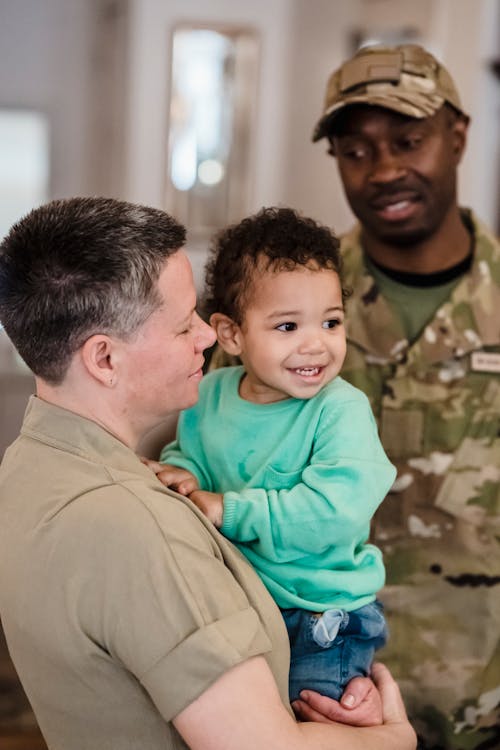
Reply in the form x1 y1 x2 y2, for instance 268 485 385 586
154 207 396 703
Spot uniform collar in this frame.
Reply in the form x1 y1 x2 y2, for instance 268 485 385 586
20 396 152 478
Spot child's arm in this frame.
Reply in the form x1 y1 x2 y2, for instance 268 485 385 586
154 406 215 493
217 394 396 563
189 489 224 527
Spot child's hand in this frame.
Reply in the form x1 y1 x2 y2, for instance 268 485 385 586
189 490 224 528
140 458 199 496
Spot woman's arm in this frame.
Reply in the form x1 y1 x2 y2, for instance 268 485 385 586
173 656 416 750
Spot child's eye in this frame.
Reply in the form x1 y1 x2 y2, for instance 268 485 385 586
323 318 343 329
276 322 297 332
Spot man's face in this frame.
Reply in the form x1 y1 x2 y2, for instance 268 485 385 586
330 105 467 247
120 251 216 424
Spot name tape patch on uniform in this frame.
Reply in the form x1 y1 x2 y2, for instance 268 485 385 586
470 351 500 373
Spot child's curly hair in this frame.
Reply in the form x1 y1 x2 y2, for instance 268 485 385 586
203 206 349 324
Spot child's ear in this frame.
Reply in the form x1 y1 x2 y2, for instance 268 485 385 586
210 313 243 355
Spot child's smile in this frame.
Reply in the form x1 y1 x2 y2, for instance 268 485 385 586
235 264 346 404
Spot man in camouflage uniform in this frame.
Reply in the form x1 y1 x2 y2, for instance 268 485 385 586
313 44 500 749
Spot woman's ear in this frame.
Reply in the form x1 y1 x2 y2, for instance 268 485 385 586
209 313 243 356
80 334 117 387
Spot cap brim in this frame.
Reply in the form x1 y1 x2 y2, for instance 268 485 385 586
312 92 445 142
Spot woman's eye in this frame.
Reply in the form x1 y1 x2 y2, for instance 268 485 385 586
276 322 297 332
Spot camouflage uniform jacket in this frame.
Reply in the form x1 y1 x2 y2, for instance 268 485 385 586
340 210 500 749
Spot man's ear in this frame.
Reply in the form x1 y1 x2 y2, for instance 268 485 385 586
80 334 118 387
327 136 337 158
209 313 243 356
451 115 469 163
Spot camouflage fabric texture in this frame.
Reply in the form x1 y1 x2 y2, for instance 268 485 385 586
341 210 500 749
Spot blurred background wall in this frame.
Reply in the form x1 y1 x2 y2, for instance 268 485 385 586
0 0 499 744
2 0 499 269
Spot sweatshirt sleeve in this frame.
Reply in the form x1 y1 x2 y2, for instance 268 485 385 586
159 409 214 492
220 394 396 563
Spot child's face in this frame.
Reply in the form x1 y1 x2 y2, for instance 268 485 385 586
236 264 346 404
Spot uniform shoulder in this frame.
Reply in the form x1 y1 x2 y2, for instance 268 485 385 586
463 208 499 259
339 226 371 287
67 477 218 558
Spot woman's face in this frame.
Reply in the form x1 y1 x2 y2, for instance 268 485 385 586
119 251 216 426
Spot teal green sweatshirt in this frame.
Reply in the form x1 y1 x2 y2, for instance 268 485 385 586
161 366 396 611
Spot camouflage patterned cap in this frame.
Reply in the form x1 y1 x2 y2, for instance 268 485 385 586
312 44 467 142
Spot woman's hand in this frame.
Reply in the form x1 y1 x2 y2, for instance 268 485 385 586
371 663 415 732
292 674 382 726
293 663 416 747
292 662 416 745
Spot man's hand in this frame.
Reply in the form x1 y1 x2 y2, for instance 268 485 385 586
292 674 382 726
189 489 224 528
140 458 199 496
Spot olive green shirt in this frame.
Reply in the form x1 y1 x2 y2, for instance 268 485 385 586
0 397 290 750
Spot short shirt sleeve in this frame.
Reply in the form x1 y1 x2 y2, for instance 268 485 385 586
65 481 274 721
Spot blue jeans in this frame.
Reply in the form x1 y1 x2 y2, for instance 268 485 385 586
281 601 387 702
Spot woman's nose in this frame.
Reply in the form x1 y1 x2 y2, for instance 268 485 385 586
194 314 217 351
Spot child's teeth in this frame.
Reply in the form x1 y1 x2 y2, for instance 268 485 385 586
296 367 319 375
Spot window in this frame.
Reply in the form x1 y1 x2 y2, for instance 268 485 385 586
166 25 259 234
0 109 49 241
